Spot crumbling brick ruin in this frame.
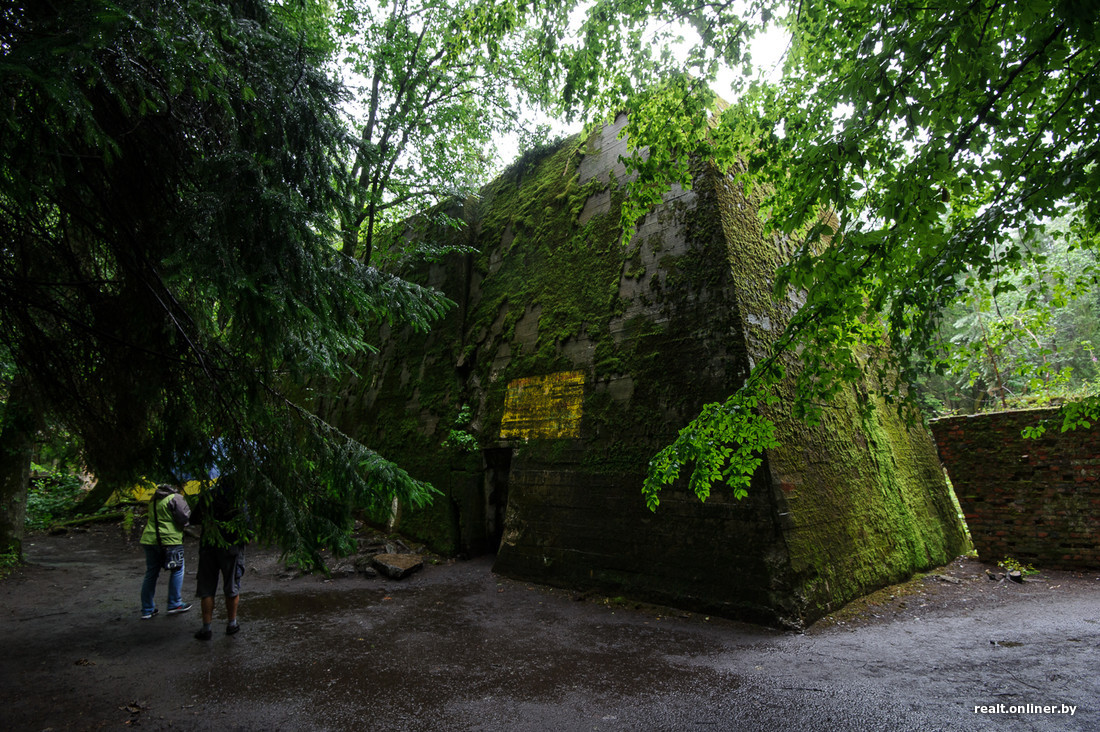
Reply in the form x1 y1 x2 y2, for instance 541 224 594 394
932 409 1100 571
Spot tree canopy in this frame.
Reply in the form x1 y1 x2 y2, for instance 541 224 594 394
0 0 448 559
3 0 1097 554
610 0 1100 506
326 0 541 262
914 217 1099 414
320 0 1100 510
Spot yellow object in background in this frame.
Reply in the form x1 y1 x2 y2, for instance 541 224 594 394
108 478 208 504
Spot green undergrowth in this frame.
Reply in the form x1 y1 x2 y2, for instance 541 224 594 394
26 465 87 531
0 548 19 579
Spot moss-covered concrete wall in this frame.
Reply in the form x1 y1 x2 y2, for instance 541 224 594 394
711 173 969 619
931 409 1100 570
317 116 967 627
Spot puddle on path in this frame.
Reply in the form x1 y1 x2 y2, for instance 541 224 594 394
244 588 391 621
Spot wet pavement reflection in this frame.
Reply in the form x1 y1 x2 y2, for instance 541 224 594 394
2 533 1097 731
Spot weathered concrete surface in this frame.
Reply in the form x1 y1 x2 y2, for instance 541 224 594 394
0 528 1096 731
317 118 967 627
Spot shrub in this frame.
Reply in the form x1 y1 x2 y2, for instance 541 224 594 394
25 465 86 531
0 548 19 579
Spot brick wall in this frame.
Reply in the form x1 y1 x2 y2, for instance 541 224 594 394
930 409 1100 570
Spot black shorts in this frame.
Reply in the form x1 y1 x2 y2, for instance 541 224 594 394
195 544 245 598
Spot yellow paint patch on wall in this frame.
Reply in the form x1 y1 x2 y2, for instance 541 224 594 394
500 371 585 439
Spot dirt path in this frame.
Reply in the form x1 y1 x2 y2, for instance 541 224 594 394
1 524 1097 731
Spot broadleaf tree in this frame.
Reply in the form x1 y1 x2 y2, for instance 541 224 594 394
913 218 1099 414
526 0 1100 508
329 0 553 263
324 0 1100 511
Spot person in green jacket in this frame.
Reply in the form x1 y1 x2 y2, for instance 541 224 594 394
139 483 192 619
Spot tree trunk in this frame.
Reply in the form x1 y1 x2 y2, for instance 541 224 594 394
75 476 122 515
339 214 360 260
0 373 36 558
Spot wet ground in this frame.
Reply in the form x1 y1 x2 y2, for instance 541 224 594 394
1 524 1097 731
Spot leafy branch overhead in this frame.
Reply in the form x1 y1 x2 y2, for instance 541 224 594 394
571 0 1100 504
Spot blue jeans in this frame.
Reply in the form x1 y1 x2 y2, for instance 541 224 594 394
141 544 184 614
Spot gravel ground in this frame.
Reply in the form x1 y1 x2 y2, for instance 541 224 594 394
1 524 1097 731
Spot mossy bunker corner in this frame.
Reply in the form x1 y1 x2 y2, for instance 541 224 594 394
318 116 968 629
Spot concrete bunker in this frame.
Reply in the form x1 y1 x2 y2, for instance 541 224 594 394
317 117 968 628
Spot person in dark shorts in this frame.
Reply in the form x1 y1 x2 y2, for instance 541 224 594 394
190 476 252 640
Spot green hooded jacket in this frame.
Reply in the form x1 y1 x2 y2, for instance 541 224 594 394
139 485 191 546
